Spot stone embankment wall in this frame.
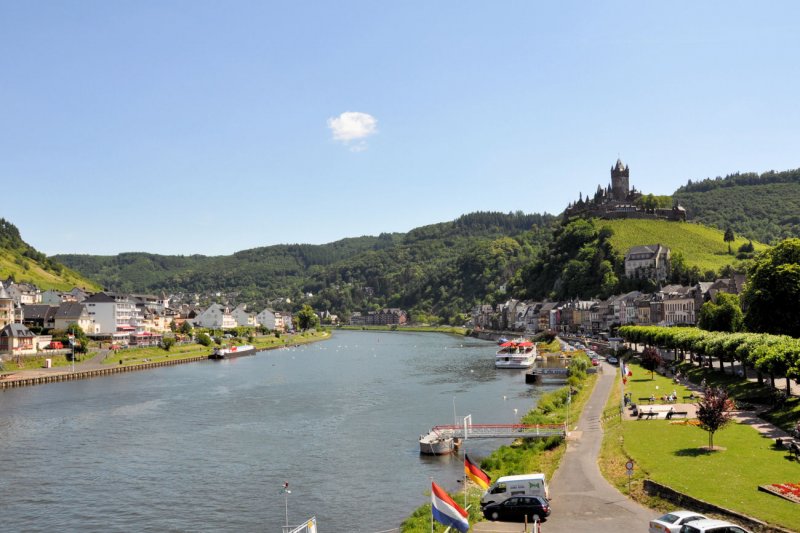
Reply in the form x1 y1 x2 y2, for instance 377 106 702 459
0 355 209 390
643 479 795 533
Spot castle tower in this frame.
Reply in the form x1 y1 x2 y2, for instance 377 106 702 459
610 158 630 201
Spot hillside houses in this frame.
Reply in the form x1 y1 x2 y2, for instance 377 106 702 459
624 244 671 282
471 276 744 335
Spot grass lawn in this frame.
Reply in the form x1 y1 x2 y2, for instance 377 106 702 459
601 361 800 531
623 420 800 531
622 361 695 405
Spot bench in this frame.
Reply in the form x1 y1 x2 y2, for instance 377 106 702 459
638 411 658 420
665 411 689 420
639 397 655 404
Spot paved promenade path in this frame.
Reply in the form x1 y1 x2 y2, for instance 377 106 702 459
474 362 654 532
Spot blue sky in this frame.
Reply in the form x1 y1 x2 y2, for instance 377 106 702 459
2 1 798 256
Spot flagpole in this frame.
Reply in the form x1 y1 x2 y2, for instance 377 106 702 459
430 477 434 533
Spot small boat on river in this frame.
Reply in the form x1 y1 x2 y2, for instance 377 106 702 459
209 344 256 360
495 339 537 369
419 429 461 455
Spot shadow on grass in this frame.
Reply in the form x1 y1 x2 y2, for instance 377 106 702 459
674 447 719 457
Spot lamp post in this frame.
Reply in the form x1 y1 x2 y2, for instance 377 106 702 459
567 389 571 434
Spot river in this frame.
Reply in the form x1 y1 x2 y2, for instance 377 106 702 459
0 330 558 532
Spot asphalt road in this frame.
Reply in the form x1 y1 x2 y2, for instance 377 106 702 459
473 362 654 533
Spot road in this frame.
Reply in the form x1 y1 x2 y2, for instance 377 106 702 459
474 362 654 532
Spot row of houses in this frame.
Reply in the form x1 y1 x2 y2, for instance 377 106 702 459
0 281 297 355
349 308 408 326
472 275 745 334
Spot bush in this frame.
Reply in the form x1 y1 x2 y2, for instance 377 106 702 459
196 333 212 347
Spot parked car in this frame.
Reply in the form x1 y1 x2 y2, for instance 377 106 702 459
591 358 599 366
482 495 550 522
607 355 619 364
679 519 751 533
48 341 64 350
649 510 707 533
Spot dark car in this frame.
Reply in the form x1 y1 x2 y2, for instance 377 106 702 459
482 495 551 522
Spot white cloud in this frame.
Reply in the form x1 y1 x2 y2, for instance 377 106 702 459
327 111 378 150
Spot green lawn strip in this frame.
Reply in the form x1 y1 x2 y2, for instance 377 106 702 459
622 361 695 405
598 368 670 509
623 420 800 531
1 353 77 371
102 331 330 366
401 373 598 532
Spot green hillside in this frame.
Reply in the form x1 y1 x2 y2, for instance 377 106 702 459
56 212 557 322
673 167 800 244
599 219 768 273
0 219 100 292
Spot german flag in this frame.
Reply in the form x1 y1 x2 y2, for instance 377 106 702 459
464 453 490 490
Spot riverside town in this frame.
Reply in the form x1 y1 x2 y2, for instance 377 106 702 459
2 157 800 533
3 4 800 532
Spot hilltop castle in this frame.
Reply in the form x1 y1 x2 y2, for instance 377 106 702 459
563 159 686 222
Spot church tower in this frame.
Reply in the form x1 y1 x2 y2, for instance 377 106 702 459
610 158 630 201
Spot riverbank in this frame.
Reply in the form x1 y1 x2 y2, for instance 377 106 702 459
400 355 598 532
0 330 331 389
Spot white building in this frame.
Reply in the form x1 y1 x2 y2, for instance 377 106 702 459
231 304 257 328
194 303 237 330
82 292 139 335
5 282 41 305
53 302 99 334
257 308 286 332
624 244 671 282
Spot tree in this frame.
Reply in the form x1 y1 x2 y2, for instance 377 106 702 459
695 386 734 450
161 337 176 351
179 321 193 335
296 304 319 331
639 347 663 379
698 293 743 333
742 238 800 337
723 227 735 254
196 332 213 347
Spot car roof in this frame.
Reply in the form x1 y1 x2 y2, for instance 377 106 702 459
682 518 748 531
661 510 704 518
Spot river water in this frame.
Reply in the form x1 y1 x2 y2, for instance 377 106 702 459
0 330 558 532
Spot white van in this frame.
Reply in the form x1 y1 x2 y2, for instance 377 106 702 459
480 473 550 508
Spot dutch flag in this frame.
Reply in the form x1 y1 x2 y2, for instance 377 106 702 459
431 481 469 532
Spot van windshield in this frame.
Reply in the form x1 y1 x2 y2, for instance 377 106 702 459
490 483 506 494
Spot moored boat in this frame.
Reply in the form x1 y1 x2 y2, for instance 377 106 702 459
495 339 537 369
209 344 256 360
419 430 461 455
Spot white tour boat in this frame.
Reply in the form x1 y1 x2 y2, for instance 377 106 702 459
495 339 537 369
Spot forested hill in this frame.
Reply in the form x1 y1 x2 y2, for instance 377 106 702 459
673 167 800 244
0 218 100 291
55 212 557 322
